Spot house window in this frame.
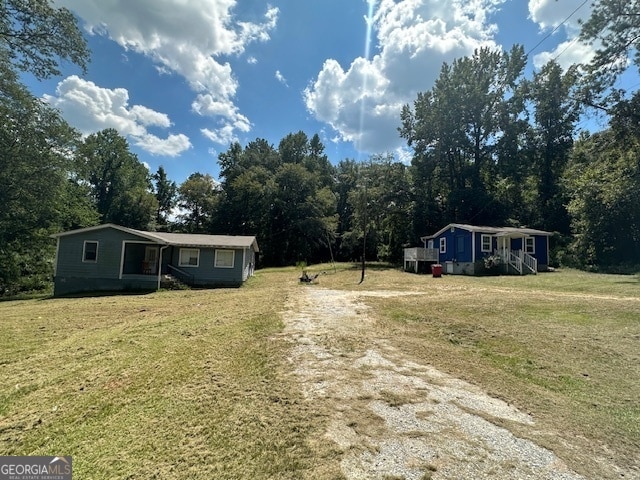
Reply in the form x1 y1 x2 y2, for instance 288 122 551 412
83 241 98 263
439 237 446 253
179 248 200 267
525 237 535 254
215 249 235 268
481 234 492 253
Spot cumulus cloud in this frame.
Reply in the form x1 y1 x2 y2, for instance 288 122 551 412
528 0 595 69
44 76 191 157
54 0 278 145
304 0 504 153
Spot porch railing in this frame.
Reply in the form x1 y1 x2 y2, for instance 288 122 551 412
509 250 522 274
523 252 537 274
404 247 439 262
167 264 195 285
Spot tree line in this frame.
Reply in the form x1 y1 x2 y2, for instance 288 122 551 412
1 0 639 295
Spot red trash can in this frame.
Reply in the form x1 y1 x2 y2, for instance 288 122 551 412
431 264 442 277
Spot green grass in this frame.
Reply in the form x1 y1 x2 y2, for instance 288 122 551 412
0 272 341 479
0 265 638 479
325 267 639 477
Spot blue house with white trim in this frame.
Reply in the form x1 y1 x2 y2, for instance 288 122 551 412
405 223 552 275
52 224 259 296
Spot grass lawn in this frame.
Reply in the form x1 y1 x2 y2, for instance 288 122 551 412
0 269 340 479
317 265 640 478
1 265 638 479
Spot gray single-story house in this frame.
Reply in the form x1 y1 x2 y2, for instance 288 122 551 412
51 224 259 296
404 223 552 275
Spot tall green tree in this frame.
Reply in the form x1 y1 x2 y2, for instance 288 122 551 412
279 131 309 164
579 0 640 95
215 133 337 266
0 0 92 294
0 67 96 294
400 46 526 227
564 129 640 268
177 173 219 233
526 61 579 233
342 156 413 264
216 138 280 237
153 166 177 228
269 162 337 265
0 0 89 81
76 129 157 229
494 74 534 226
334 159 361 259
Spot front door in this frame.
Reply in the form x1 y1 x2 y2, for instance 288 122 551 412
144 246 159 274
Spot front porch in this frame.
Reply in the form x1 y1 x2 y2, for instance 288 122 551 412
121 242 163 276
497 249 537 275
495 233 538 275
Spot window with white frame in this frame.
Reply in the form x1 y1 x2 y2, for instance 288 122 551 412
524 237 535 254
481 234 492 253
179 248 200 267
439 237 446 253
83 241 98 262
214 249 235 268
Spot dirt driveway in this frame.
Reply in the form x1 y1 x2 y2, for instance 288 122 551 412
283 287 588 480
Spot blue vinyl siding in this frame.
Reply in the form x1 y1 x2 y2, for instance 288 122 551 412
436 227 472 263
535 236 548 265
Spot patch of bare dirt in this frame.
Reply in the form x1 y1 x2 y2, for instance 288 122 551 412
282 287 589 480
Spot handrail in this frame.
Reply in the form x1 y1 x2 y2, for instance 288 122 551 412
403 247 439 262
167 264 195 285
509 250 522 274
523 252 537 274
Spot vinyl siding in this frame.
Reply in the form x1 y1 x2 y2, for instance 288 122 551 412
436 227 473 263
55 228 147 279
169 247 245 285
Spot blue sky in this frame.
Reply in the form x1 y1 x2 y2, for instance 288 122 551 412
23 0 636 185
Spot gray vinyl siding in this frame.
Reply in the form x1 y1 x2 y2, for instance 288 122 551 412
55 228 147 279
169 247 245 286
54 228 155 296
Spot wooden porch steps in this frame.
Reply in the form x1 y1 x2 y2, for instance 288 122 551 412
160 274 190 290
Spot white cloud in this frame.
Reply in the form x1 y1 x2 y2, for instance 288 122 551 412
528 0 587 33
44 75 192 157
130 105 171 128
532 39 596 71
192 93 251 145
134 133 192 157
275 70 288 87
54 0 278 145
304 0 504 154
528 0 595 69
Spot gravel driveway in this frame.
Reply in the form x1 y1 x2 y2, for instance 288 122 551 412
283 287 587 480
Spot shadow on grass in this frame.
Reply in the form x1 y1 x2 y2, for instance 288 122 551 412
0 291 51 302
42 289 157 301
